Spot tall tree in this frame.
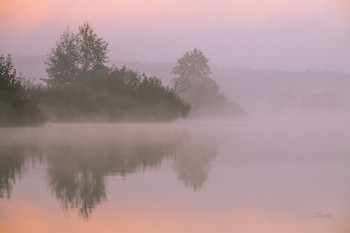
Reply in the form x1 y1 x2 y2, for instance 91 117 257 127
45 23 109 87
171 49 245 116
171 48 217 94
171 49 222 112
77 22 109 74
45 27 80 87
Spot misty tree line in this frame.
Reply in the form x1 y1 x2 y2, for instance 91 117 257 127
0 22 244 126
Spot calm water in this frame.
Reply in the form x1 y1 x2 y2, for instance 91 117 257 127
1 119 350 233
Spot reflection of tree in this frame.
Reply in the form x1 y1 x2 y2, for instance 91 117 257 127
1 126 221 220
0 146 41 199
46 142 178 219
0 148 26 198
174 141 217 191
106 143 176 176
47 152 107 219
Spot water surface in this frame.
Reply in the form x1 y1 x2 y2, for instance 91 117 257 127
1 119 350 233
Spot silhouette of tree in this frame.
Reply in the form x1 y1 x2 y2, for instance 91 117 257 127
106 66 190 120
45 22 108 87
78 22 108 74
0 54 44 126
45 27 80 86
171 48 215 94
171 49 244 116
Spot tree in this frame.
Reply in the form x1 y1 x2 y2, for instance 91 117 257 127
106 66 190 120
0 54 44 126
45 27 80 87
171 49 223 113
45 22 109 87
0 54 22 92
78 22 109 74
171 48 216 94
171 49 245 116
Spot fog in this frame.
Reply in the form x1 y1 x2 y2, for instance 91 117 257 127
1 0 350 232
1 0 350 72
10 54 350 117
1 120 350 232
2 0 350 119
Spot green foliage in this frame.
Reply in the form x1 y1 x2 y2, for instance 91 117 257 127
23 21 191 122
106 66 190 120
40 85 106 121
45 22 109 87
0 54 44 126
39 65 190 122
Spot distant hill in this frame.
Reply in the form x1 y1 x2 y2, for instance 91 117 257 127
12 55 350 114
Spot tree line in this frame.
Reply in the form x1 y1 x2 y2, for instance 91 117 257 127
0 22 244 126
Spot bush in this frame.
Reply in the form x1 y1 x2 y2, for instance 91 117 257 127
38 66 190 122
0 54 44 126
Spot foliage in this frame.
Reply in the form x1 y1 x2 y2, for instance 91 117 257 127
171 49 245 116
2 22 190 123
38 66 190 122
106 66 191 120
171 48 213 94
45 27 80 87
45 22 108 87
0 54 44 126
78 22 109 74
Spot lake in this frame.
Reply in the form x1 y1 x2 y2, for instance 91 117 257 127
1 118 350 233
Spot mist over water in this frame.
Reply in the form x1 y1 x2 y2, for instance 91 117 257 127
0 117 350 232
1 0 350 232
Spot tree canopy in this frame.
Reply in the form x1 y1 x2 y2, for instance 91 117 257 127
171 48 245 116
78 22 109 74
40 65 190 122
171 48 216 94
45 22 109 87
41 22 190 122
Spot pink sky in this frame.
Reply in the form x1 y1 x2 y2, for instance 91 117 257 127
0 0 349 71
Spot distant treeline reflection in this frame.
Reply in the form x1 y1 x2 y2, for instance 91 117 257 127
0 128 218 219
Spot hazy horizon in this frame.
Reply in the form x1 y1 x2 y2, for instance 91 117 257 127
1 0 349 72
2 1 350 230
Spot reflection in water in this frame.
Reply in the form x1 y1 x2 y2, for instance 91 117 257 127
0 146 41 199
0 124 221 219
46 142 179 219
0 148 26 199
47 152 107 219
1 122 350 232
174 141 217 190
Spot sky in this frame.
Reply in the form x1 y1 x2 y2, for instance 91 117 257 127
0 0 349 71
